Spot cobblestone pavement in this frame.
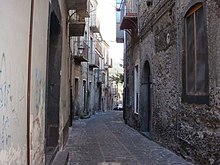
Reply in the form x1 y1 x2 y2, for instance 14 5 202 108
65 111 193 165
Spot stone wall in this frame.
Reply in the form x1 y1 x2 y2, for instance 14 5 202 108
177 0 220 164
124 0 220 164
139 0 178 150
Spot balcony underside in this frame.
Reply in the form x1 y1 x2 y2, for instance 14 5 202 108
89 64 99 69
66 0 87 10
120 15 137 31
69 22 85 36
90 26 100 33
74 55 88 64
116 37 124 43
66 0 88 17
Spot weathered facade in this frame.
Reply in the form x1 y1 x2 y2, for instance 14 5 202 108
0 0 86 164
0 1 31 163
119 0 220 164
71 0 113 119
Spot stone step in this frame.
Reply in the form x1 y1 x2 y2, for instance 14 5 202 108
51 150 69 165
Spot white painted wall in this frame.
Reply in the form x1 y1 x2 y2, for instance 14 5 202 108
58 0 71 148
0 0 31 164
30 1 49 164
0 0 71 164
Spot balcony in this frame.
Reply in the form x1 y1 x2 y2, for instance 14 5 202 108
120 11 137 31
116 23 124 43
69 19 85 36
109 58 113 68
66 0 89 18
119 0 138 33
97 70 105 84
104 58 113 69
116 0 124 43
89 53 100 69
95 41 102 55
73 41 89 64
90 13 100 33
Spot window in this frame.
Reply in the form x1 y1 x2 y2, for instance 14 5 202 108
75 78 79 100
134 65 139 113
90 37 93 62
183 3 209 104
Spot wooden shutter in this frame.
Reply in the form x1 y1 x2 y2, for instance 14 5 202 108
186 14 195 94
195 7 206 94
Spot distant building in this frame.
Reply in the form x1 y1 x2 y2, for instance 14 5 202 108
70 0 113 117
118 0 220 164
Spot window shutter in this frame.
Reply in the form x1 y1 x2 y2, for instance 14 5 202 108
182 3 209 104
195 7 206 94
186 14 195 94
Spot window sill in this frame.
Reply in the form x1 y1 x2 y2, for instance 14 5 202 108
181 94 209 105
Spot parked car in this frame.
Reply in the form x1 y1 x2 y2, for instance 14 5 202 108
113 103 123 110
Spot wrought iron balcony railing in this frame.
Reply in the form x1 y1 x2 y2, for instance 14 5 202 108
89 52 100 69
66 0 90 18
90 13 100 33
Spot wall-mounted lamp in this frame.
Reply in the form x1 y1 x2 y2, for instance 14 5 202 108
78 47 84 54
104 63 109 69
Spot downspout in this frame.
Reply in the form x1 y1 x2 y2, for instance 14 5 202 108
86 0 91 115
69 22 73 127
68 11 77 127
107 65 109 110
175 0 181 139
137 0 140 36
87 15 89 115
27 0 35 164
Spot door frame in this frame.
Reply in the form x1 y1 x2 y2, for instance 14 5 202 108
140 60 152 133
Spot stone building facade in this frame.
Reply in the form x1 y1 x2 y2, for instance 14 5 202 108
119 0 220 164
70 0 113 119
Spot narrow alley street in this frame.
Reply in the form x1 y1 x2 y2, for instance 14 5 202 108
1 0 220 164
64 111 193 165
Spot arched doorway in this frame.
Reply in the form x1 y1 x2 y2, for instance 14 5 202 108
45 6 62 163
140 61 151 133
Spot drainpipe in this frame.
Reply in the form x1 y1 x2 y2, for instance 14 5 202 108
175 0 181 139
87 15 89 115
137 0 140 36
69 30 73 127
68 11 77 124
27 0 35 164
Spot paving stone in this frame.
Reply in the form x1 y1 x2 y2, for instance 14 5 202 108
65 111 193 165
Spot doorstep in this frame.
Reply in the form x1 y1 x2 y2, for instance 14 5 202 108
51 150 69 165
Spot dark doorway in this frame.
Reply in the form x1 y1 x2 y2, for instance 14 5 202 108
140 61 151 133
83 80 87 114
88 82 92 113
74 78 79 116
69 87 73 127
97 83 102 111
45 10 62 162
